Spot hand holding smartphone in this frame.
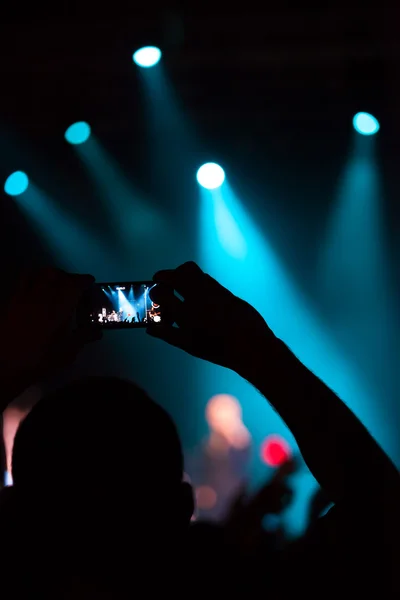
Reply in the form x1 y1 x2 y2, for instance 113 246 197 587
77 281 163 329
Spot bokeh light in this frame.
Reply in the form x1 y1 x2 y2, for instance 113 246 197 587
133 46 162 68
261 435 291 467
4 171 29 196
205 394 250 449
195 485 217 510
196 163 226 190
352 112 380 136
206 393 242 429
65 121 91 145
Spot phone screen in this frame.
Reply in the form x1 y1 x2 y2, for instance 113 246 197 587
77 282 162 329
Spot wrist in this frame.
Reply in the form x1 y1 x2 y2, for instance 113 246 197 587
234 329 285 383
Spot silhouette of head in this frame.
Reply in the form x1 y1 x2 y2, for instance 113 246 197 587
11 377 193 585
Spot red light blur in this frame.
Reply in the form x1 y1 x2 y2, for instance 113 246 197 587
261 435 291 467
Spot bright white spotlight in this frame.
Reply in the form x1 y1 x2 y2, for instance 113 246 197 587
353 112 380 136
196 163 225 190
133 46 162 68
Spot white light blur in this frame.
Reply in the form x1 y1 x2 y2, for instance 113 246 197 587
205 394 251 449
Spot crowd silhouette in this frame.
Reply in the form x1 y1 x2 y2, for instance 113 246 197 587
0 262 399 597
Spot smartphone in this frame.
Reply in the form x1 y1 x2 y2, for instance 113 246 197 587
77 281 162 329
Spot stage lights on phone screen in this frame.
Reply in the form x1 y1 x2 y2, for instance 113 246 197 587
78 281 162 329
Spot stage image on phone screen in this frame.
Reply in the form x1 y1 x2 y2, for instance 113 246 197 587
81 282 161 328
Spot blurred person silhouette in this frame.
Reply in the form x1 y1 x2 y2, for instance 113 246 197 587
148 261 400 595
186 393 251 521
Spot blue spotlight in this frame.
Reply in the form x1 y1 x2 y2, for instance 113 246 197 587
196 163 225 190
65 121 91 145
353 112 380 136
133 46 162 68
4 171 29 196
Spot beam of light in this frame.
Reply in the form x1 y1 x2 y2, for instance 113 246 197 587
352 112 380 136
74 136 164 249
199 179 375 534
117 288 136 321
133 46 162 68
196 163 225 190
14 183 115 275
64 121 91 145
101 287 114 302
4 171 29 196
135 53 200 212
317 136 397 462
127 285 135 305
126 285 139 321
202 187 247 259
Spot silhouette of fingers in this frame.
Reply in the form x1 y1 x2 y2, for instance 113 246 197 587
28 269 93 307
154 262 204 299
150 284 187 327
14 268 40 294
57 273 95 307
149 283 171 305
39 272 94 334
146 323 188 351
